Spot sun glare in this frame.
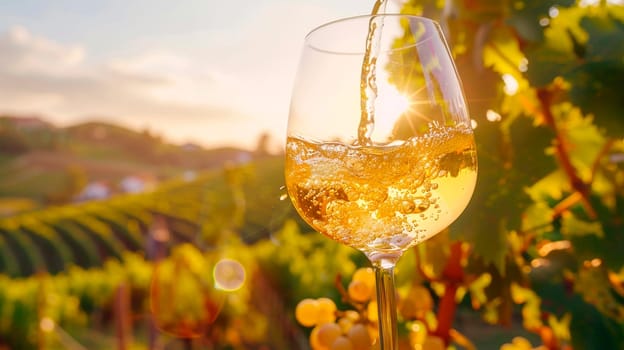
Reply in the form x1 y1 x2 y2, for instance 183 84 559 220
213 258 246 292
374 83 411 139
579 0 623 6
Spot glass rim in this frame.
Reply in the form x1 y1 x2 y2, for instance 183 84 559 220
304 13 441 55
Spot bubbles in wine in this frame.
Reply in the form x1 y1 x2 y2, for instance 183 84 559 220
285 124 477 255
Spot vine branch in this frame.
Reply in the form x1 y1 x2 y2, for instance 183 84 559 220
432 242 464 345
536 88 597 219
590 138 616 183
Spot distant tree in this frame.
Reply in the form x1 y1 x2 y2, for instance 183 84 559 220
0 123 30 155
45 165 88 204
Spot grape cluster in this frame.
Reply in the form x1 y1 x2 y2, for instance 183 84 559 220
295 267 378 350
400 284 447 350
295 267 450 349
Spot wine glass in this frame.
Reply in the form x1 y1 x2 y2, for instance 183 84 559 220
285 14 477 349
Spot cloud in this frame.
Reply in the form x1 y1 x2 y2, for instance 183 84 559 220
0 26 85 75
0 26 250 147
105 52 239 108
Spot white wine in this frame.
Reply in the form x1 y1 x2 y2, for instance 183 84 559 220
285 124 477 258
358 0 388 145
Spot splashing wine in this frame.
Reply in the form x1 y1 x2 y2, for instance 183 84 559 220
358 0 388 145
286 124 476 257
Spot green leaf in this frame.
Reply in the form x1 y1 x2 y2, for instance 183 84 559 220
507 0 576 43
523 6 586 86
531 266 624 350
568 296 624 350
566 60 624 137
526 170 570 203
483 25 527 77
575 267 624 322
561 213 604 237
582 11 624 59
552 103 607 181
568 195 624 271
522 202 555 233
523 6 624 136
507 115 557 185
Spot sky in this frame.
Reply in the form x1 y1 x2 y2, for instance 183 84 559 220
0 0 404 151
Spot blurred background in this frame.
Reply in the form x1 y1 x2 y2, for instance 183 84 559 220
0 0 623 349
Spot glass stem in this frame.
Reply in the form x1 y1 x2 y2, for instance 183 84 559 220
374 260 398 350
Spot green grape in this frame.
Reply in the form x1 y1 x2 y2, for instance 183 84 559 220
352 267 375 290
348 279 373 303
310 325 329 350
347 323 372 350
296 298 320 327
317 322 343 348
511 336 532 350
345 310 360 321
337 317 354 334
317 297 337 324
400 284 433 319
331 336 354 350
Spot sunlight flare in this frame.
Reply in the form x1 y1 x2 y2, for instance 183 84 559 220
214 258 246 291
374 83 411 138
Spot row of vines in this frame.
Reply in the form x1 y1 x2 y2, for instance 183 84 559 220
0 157 282 279
0 156 366 349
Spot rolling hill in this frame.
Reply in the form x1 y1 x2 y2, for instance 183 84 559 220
0 115 260 213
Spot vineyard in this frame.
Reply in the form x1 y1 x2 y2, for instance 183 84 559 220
1 0 624 349
0 156 361 349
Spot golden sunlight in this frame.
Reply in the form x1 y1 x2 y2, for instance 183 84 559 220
374 83 411 139
579 0 624 6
